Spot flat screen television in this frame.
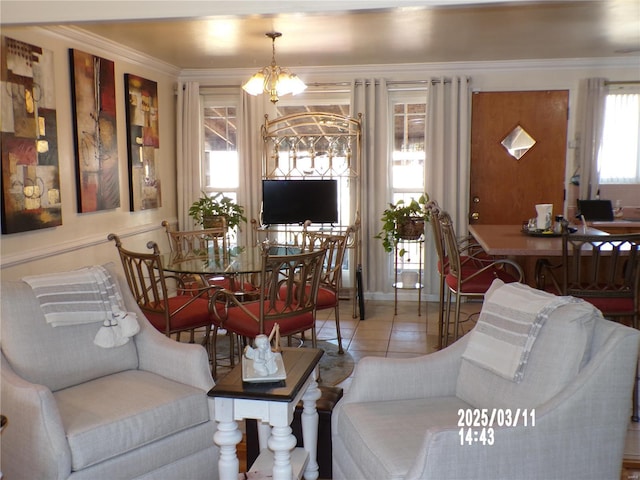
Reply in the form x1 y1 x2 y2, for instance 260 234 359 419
262 179 338 225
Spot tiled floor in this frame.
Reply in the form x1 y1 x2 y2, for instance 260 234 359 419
313 298 640 476
316 297 480 390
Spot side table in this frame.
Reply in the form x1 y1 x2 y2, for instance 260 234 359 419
208 347 323 480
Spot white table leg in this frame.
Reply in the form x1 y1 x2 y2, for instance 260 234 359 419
268 424 298 480
301 372 321 480
213 398 243 480
257 421 271 451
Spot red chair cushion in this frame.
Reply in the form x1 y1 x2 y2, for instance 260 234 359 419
438 255 470 274
316 287 337 310
277 285 337 310
446 268 520 294
438 255 494 274
222 300 315 338
144 295 211 332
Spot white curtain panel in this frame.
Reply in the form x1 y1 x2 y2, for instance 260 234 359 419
577 78 607 200
238 92 272 248
350 79 391 294
424 76 472 297
176 81 202 231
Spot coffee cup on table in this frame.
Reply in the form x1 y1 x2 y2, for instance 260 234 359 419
535 204 553 230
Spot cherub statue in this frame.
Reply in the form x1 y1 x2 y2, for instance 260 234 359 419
244 334 278 376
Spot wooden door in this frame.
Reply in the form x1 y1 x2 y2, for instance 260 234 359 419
469 90 568 225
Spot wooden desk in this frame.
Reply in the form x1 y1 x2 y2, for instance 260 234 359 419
209 347 323 480
467 224 607 257
467 224 607 286
590 220 640 234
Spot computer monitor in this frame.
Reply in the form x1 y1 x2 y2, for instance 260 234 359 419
577 199 614 221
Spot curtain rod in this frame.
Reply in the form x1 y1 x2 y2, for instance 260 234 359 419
193 78 464 90
605 80 640 85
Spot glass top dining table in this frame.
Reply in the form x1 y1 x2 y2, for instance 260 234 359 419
159 245 302 276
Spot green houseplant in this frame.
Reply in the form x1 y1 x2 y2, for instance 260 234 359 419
375 194 429 257
188 192 247 231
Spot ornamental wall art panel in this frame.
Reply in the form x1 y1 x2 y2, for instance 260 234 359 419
1 36 62 234
124 73 161 211
69 49 120 213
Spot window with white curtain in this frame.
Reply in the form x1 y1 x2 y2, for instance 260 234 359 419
390 92 427 273
201 97 240 203
598 87 640 184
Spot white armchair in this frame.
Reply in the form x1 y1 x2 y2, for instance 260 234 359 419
0 262 219 480
332 280 639 480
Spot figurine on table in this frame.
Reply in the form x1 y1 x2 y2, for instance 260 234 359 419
244 334 278 376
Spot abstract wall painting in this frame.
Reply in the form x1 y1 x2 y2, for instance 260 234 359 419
1 36 62 234
69 49 120 213
124 74 161 211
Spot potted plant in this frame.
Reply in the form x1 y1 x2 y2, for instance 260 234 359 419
188 192 247 231
375 194 429 257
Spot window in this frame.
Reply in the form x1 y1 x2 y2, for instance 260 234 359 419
390 94 427 273
275 92 355 285
201 98 240 207
598 88 640 184
275 100 352 224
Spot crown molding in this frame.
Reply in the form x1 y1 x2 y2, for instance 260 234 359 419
179 56 640 84
27 24 639 86
42 25 181 77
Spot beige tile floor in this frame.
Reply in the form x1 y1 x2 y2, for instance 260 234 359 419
313 298 640 475
316 298 480 390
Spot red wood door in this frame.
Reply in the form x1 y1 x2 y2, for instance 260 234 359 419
469 90 569 225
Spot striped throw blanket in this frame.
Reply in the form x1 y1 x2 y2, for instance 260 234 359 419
462 281 579 382
23 266 139 348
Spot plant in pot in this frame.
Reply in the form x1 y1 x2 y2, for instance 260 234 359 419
188 192 247 231
375 194 429 257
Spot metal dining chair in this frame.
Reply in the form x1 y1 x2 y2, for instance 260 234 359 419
439 211 525 346
209 245 327 373
537 232 640 328
537 232 640 421
162 219 256 293
162 219 228 259
108 233 215 352
301 224 357 354
427 203 495 348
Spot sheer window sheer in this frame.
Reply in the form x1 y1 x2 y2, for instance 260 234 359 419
598 91 640 184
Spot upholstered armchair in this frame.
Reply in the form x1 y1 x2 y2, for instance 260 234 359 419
0 262 218 480
332 279 639 480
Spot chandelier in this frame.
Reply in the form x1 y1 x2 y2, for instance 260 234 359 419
242 32 307 104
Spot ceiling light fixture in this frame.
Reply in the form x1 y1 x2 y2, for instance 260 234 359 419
242 32 306 104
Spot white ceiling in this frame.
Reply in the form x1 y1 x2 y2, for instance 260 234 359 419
3 1 640 70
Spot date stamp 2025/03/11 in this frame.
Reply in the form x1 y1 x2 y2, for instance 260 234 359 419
458 408 536 446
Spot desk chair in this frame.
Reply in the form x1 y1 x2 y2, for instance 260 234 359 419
209 246 326 365
108 234 214 354
439 212 524 345
302 224 357 354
